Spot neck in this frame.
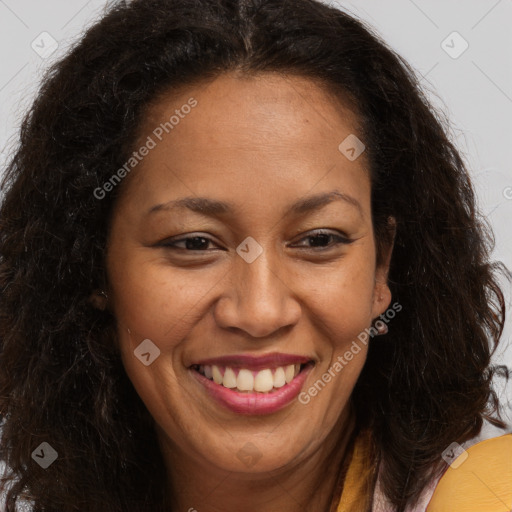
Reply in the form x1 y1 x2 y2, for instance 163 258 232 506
158 401 357 512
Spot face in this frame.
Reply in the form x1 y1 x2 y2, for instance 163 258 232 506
105 72 393 477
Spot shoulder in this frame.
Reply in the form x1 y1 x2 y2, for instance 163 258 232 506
426 433 512 511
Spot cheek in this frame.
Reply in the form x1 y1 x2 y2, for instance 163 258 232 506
108 253 215 342
296 258 374 415
106 255 203 431
293 251 377 342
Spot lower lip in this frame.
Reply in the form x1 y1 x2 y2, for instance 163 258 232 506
190 364 314 415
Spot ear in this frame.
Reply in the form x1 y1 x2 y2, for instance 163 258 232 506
88 289 108 311
371 216 396 318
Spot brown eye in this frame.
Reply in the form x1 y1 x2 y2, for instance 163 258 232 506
160 235 222 251
292 230 354 250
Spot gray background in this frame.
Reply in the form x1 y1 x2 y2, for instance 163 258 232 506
1 0 511 434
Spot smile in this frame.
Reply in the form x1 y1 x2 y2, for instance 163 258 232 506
189 353 315 415
192 363 303 393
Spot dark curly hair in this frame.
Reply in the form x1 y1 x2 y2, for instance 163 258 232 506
0 0 510 510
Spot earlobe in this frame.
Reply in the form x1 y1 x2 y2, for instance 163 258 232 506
372 216 396 317
372 282 392 316
89 289 109 311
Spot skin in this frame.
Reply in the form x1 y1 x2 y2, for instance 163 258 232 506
103 72 395 512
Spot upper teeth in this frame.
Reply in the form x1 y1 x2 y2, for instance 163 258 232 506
200 364 301 393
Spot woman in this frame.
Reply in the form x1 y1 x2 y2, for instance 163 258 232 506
0 0 510 511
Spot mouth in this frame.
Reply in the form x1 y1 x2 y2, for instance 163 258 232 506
190 362 310 393
188 354 315 415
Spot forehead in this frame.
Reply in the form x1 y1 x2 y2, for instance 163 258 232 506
142 72 362 148
117 72 370 216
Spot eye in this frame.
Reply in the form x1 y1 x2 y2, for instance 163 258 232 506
291 230 354 250
159 235 222 251
158 229 354 253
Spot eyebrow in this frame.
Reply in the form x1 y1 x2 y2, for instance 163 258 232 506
147 190 363 218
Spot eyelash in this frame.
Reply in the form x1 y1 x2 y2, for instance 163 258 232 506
160 230 354 252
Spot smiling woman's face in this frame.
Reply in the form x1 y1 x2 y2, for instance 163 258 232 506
105 72 393 479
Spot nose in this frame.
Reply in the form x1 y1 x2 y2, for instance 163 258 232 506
213 248 302 338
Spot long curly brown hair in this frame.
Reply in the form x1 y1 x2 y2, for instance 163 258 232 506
0 0 510 510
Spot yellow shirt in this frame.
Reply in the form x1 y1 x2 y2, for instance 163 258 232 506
337 432 512 511
426 433 512 511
